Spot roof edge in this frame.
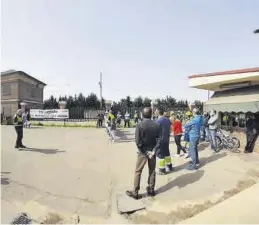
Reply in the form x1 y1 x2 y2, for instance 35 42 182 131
188 67 259 79
1 70 47 86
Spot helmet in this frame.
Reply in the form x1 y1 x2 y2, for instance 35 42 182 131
170 111 174 116
186 111 192 116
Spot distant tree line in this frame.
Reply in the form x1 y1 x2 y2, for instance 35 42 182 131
44 93 204 114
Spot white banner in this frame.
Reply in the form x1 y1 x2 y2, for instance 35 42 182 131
30 109 69 119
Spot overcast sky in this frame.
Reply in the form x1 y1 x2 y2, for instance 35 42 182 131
2 0 259 102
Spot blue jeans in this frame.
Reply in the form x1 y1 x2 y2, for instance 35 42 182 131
209 129 217 151
205 127 210 142
189 136 199 169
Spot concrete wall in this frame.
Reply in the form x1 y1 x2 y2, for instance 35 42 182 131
18 80 43 103
1 102 18 117
1 81 19 100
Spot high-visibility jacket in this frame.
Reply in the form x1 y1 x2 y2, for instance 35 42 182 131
108 113 115 122
13 114 23 126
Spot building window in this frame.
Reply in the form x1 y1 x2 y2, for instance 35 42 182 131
2 83 11 96
31 88 36 97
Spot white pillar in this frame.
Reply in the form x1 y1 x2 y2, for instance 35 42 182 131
59 101 67 109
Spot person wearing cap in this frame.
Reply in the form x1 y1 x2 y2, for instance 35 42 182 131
182 111 193 152
13 109 26 149
184 108 202 170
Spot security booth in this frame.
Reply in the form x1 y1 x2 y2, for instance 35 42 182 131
188 67 259 153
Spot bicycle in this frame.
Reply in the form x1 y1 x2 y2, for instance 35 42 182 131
216 127 241 153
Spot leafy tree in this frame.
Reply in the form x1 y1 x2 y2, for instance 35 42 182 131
133 96 143 108
143 97 151 107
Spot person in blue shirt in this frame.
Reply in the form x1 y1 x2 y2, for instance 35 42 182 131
184 108 203 170
156 108 173 174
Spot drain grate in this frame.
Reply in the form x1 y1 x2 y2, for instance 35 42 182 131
11 213 32 224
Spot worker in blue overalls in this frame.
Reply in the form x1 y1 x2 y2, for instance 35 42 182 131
156 108 173 175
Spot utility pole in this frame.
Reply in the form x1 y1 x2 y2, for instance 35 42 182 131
99 71 103 109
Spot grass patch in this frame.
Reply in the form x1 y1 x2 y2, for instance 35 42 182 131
31 121 97 128
41 212 63 224
131 169 259 224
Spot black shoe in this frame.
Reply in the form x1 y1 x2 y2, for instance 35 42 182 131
166 164 173 172
20 145 26 148
126 190 139 200
14 146 19 149
146 187 156 197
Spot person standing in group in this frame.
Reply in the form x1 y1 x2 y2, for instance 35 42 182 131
108 110 116 142
134 110 139 126
124 111 130 128
116 111 122 128
13 109 26 149
126 107 162 200
208 110 219 153
156 108 173 174
183 111 193 152
97 113 103 128
184 108 202 170
173 114 188 158
202 112 210 142
244 113 257 153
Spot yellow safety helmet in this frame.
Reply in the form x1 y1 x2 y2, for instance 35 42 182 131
186 111 193 116
170 111 174 116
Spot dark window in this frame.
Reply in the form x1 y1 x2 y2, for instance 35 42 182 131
2 83 11 96
31 88 36 97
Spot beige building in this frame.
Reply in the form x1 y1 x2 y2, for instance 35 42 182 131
188 67 259 152
1 70 46 117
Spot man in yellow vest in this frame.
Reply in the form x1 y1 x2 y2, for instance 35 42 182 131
13 109 26 149
108 110 116 143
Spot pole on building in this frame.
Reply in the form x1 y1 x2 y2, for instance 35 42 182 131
99 72 103 109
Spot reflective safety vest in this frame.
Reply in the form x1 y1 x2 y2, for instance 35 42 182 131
108 113 115 121
14 115 23 126
223 115 228 122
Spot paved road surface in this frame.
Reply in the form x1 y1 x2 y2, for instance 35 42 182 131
1 126 259 223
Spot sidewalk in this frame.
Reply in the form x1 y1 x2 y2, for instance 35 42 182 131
181 182 259 224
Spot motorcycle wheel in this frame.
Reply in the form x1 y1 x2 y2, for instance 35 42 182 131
231 137 240 148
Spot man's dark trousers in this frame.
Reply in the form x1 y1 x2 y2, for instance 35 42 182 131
15 126 23 147
133 154 156 193
245 131 258 152
124 120 130 128
156 141 172 173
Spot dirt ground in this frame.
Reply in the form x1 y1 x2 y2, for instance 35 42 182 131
1 125 259 223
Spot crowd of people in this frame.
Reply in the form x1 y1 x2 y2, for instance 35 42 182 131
125 106 246 200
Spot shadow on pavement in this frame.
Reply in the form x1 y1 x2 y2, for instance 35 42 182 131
198 142 210 152
20 148 65 154
156 170 205 195
173 152 227 172
116 129 135 143
1 177 10 185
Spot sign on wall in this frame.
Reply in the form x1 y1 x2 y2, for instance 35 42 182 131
30 109 69 119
